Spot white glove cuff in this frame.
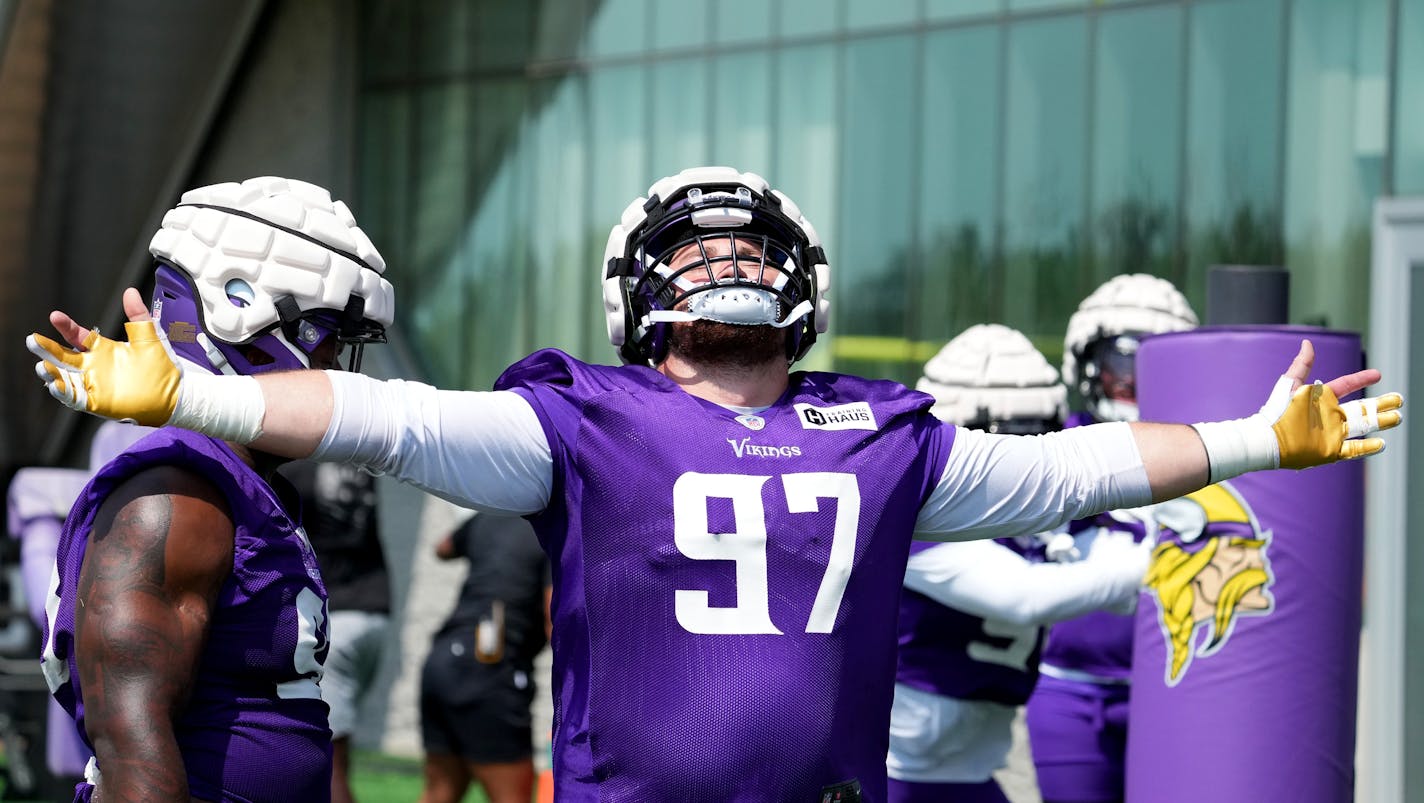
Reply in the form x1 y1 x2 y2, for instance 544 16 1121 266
170 372 266 444
1191 415 1279 484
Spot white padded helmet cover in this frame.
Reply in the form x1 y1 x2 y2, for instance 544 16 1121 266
916 323 1067 426
1061 273 1197 390
148 176 394 344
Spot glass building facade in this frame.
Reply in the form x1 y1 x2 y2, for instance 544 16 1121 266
357 0 1412 393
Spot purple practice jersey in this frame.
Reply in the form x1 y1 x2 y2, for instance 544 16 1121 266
42 428 333 803
495 349 956 802
895 538 1046 705
1037 513 1148 680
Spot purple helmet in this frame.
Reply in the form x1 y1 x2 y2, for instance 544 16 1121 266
602 167 830 366
147 176 394 376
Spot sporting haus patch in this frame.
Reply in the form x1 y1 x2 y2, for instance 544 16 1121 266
794 402 878 431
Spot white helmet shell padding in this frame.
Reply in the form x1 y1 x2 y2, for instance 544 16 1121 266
603 166 830 365
917 324 1067 427
1061 273 1197 393
148 176 394 346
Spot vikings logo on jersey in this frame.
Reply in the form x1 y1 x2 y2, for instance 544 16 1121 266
1144 482 1274 686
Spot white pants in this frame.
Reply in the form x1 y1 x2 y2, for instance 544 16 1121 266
322 610 389 739
886 683 1017 783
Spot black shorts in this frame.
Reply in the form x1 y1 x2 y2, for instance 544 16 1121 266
420 632 536 764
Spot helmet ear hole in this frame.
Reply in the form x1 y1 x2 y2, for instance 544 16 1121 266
224 279 256 309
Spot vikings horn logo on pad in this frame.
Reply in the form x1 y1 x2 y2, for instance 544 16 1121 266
1144 482 1275 687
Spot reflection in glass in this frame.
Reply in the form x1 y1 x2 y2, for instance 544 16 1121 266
406 85 473 385
715 0 773 46
1184 0 1284 299
651 2 706 52
846 0 918 31
1284 0 1386 332
584 0 648 58
1092 5 1183 291
918 25 1002 348
1003 15 1088 341
838 35 917 365
710 51 772 173
588 65 649 356
526 76 590 359
924 0 1001 22
649 57 710 179
774 43 839 373
779 0 840 39
1394 0 1424 193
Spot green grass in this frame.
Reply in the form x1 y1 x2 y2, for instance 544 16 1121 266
351 750 492 803
0 750 490 803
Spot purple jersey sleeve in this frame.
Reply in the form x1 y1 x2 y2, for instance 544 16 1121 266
495 349 954 801
43 428 332 803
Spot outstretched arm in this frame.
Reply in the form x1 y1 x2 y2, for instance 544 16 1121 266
37 289 333 458
76 466 234 803
32 290 555 515
904 536 1148 627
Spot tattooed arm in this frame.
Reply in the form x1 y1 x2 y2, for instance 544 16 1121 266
76 466 234 803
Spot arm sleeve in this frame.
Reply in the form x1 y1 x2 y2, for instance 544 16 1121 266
914 423 1152 541
902 538 1148 626
311 371 554 516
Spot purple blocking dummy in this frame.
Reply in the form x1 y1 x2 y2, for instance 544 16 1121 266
1127 328 1364 803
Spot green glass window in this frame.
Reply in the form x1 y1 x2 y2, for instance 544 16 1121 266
1393 0 1424 193
836 34 919 382
1002 15 1088 342
917 24 1003 350
1091 5 1184 292
1283 0 1388 332
1183 0 1285 300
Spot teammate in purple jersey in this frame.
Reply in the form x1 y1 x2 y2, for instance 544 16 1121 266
1025 274 1198 803
35 177 393 803
29 167 1403 802
889 325 1150 803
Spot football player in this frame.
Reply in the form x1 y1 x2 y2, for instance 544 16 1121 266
29 167 1400 802
36 177 392 803
6 421 150 790
889 324 1149 803
1026 274 1197 803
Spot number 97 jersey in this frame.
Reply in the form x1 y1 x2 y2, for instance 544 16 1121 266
496 349 956 802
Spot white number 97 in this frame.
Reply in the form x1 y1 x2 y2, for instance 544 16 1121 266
672 471 861 636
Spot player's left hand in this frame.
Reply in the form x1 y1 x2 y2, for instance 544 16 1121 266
1262 340 1403 468
27 288 184 427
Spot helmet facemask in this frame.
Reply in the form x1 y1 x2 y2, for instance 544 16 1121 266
605 171 827 366
1078 332 1144 423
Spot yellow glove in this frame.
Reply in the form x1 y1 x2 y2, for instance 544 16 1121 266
1271 381 1403 469
28 321 182 426
1193 374 1405 483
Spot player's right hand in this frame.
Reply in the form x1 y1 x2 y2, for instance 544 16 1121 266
28 318 183 427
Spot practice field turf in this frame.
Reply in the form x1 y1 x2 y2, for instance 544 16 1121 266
352 751 494 802
0 750 494 803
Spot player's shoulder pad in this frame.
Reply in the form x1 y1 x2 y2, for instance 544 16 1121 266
85 428 260 515
495 348 668 396
796 370 938 422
